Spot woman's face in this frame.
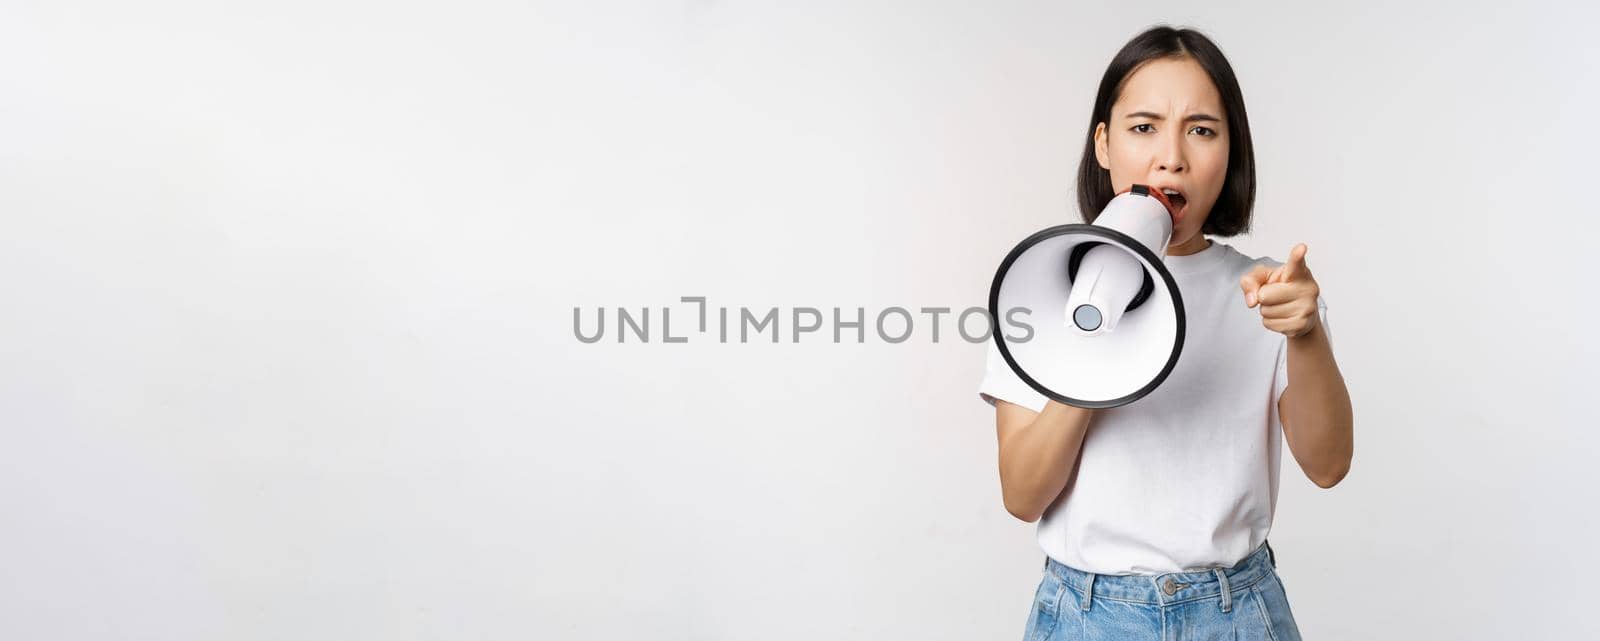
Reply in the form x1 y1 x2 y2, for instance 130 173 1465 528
1094 56 1229 255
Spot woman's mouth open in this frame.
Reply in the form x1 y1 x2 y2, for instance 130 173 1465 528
1159 188 1187 223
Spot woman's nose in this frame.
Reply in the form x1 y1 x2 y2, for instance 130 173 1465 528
1157 134 1186 173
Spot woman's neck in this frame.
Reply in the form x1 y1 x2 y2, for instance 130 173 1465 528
1167 235 1212 257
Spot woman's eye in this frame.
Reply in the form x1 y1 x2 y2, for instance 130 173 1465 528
1131 123 1155 134
1189 126 1216 137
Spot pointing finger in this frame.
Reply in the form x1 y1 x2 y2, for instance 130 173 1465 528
1281 243 1309 282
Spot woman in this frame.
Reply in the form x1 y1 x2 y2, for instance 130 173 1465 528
979 26 1354 640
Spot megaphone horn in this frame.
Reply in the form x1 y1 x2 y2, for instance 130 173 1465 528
986 184 1187 408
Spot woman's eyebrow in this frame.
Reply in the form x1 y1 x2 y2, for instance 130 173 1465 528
1123 111 1222 123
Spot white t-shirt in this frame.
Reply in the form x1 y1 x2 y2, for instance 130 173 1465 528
979 239 1332 575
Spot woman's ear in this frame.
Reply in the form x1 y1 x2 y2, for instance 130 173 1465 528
1093 122 1110 171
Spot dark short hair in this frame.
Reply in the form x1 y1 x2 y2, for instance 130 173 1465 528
1076 26 1256 237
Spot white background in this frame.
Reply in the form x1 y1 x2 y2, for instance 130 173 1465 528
3 1 1597 639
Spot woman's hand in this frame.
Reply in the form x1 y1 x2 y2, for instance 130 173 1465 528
1240 243 1320 338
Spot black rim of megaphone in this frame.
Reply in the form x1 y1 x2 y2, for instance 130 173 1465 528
987 223 1186 409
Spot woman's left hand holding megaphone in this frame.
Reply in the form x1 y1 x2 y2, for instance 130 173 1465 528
1240 243 1321 339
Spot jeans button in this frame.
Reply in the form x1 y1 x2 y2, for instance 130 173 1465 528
1162 578 1178 595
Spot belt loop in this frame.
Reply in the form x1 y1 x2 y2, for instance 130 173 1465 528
1079 572 1096 611
1213 568 1232 613
1265 539 1277 568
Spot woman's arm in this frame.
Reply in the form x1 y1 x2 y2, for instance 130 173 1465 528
994 400 1097 522
1241 243 1354 489
1279 320 1354 488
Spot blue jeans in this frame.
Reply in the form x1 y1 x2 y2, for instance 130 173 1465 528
1022 541 1302 640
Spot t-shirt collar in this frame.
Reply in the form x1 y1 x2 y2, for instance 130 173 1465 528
1162 238 1227 274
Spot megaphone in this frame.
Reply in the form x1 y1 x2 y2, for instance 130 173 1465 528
987 184 1186 408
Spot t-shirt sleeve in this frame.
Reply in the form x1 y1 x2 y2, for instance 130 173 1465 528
1273 294 1332 406
979 341 1048 413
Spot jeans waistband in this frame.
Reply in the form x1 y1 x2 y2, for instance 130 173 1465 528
1043 541 1277 607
